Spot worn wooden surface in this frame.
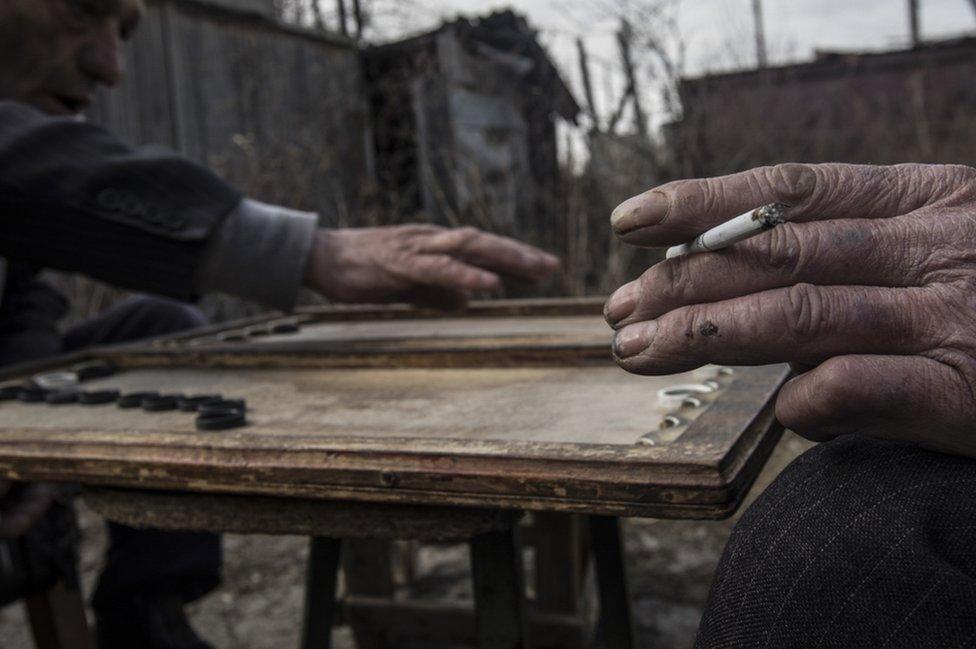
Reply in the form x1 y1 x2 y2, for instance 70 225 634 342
83 489 517 541
0 301 787 519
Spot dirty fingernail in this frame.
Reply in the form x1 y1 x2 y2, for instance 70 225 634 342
605 282 639 328
611 190 670 234
613 321 657 359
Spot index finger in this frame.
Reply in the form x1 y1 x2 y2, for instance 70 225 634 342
422 227 560 280
610 163 969 247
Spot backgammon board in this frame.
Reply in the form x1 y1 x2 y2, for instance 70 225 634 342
0 298 787 519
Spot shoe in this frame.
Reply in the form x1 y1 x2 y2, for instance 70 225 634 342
95 593 214 649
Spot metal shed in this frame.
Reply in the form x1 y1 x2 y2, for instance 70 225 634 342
364 11 580 246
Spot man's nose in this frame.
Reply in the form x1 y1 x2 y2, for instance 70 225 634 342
78 26 126 88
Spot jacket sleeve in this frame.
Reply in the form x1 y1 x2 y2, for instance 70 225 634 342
0 100 243 300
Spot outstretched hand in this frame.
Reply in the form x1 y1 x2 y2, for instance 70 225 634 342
605 163 976 458
305 225 560 309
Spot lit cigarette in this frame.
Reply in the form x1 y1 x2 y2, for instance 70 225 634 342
666 203 790 259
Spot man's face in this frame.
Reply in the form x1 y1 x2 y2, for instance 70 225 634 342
0 0 143 116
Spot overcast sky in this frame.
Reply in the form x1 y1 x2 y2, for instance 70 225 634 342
378 0 976 129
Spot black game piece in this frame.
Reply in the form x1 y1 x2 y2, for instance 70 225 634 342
46 391 80 405
142 395 181 412
79 390 121 405
74 360 118 382
195 408 247 431
118 392 160 409
0 385 24 401
198 399 246 415
17 388 47 403
271 322 301 335
178 395 223 412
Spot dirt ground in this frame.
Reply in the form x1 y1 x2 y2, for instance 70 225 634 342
0 434 813 649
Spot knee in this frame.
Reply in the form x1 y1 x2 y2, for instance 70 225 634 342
125 296 208 337
696 436 976 648
723 436 918 568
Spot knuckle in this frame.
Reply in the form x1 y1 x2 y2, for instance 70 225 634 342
665 177 724 216
694 178 724 214
916 209 976 282
888 164 929 204
646 259 688 307
783 283 825 341
761 223 806 273
767 163 817 204
944 164 976 199
450 227 481 250
777 359 861 432
813 358 863 413
404 224 441 236
947 164 976 184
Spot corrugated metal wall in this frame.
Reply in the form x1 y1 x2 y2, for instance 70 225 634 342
89 0 370 226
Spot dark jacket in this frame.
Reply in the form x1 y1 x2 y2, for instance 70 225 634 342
0 101 242 336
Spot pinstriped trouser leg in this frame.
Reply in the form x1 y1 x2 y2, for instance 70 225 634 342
695 435 976 649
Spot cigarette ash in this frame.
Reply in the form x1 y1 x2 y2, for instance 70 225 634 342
751 203 790 229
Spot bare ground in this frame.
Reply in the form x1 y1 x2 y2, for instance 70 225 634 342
0 434 813 649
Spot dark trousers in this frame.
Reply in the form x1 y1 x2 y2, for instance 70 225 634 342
1 296 221 611
695 435 976 649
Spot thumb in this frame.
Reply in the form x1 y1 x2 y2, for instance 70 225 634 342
775 354 976 457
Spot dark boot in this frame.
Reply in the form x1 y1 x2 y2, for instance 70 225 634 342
95 593 214 649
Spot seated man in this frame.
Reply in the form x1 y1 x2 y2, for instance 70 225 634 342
0 1 560 648
606 162 976 647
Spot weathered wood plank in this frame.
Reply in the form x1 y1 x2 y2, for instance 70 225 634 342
83 490 517 541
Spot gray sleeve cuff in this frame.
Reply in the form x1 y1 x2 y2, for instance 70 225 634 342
194 198 318 311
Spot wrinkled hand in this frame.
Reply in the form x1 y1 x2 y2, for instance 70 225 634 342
0 480 60 539
605 163 976 458
305 225 560 309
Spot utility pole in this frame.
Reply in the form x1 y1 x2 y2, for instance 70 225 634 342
576 38 600 130
966 0 976 21
616 19 649 141
752 0 768 68
908 0 921 47
336 0 348 36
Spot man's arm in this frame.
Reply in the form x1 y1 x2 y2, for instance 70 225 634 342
0 101 561 312
0 100 245 300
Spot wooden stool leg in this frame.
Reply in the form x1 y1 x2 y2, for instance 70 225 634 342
342 540 396 649
470 528 531 649
300 536 342 649
25 580 93 649
589 516 636 649
533 513 587 615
